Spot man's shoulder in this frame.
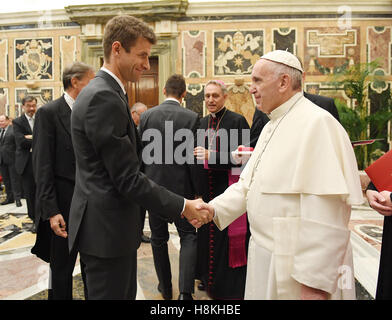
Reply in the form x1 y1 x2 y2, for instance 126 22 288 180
12 114 24 125
39 96 65 113
225 109 248 124
304 92 334 105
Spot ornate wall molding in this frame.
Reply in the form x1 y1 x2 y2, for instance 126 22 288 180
65 0 188 25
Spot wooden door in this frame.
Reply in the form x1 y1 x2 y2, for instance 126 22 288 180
127 57 159 109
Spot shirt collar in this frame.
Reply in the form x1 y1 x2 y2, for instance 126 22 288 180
64 92 75 110
101 67 127 95
165 97 181 104
267 92 303 122
25 113 34 121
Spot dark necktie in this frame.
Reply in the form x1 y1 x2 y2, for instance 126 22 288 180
0 129 5 142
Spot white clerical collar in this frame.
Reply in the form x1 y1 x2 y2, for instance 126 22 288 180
268 92 303 122
101 67 127 95
210 106 225 118
64 91 75 110
165 97 181 104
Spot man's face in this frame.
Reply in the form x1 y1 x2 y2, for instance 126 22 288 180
23 100 37 117
250 59 281 114
0 116 7 129
118 37 151 83
74 70 95 97
204 84 227 114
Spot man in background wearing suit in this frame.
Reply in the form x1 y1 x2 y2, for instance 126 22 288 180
13 96 37 221
131 102 151 244
0 115 22 207
31 62 95 300
66 15 211 300
139 74 200 300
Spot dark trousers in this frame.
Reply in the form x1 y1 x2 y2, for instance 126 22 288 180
0 163 22 201
80 251 137 300
149 212 197 294
21 157 35 221
48 233 88 300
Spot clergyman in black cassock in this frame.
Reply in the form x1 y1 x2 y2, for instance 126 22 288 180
194 80 250 300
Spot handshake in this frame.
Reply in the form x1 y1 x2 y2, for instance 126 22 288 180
182 198 215 228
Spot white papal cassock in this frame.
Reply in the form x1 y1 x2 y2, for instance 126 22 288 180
210 92 364 300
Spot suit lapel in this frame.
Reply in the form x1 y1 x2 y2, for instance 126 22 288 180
21 114 32 134
96 70 142 154
56 96 72 136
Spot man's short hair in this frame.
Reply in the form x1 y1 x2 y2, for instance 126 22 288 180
131 102 147 113
205 80 228 95
164 74 186 99
62 61 94 90
21 96 37 106
272 63 302 91
103 15 157 62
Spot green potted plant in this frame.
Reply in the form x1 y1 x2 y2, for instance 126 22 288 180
332 60 392 170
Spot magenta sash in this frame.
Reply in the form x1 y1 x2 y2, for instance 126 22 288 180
204 160 247 268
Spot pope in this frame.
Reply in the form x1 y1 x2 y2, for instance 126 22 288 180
196 50 364 300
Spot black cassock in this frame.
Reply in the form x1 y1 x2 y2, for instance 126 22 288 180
195 107 250 300
368 182 392 300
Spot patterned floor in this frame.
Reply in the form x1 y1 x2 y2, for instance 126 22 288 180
0 198 383 300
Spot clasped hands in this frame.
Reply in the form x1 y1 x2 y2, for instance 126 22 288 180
366 189 392 216
182 198 215 228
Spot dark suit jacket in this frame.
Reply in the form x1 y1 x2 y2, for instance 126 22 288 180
139 99 200 200
0 125 17 166
12 114 33 176
69 70 184 258
249 92 340 148
32 95 75 223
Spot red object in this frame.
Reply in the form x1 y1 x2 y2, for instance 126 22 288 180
365 149 392 191
351 139 383 147
238 146 254 152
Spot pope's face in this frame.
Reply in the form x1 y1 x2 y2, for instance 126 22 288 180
204 84 227 114
250 59 281 114
118 37 151 83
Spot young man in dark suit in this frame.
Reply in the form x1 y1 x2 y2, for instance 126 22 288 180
31 61 95 300
12 96 37 221
0 115 22 207
139 74 200 300
66 15 211 300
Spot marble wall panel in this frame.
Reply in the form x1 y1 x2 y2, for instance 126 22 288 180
213 30 264 76
184 83 204 118
367 26 392 75
60 35 77 71
225 80 254 126
182 31 206 78
14 38 53 81
15 87 53 109
0 39 7 82
272 28 297 54
305 27 360 75
0 88 9 115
